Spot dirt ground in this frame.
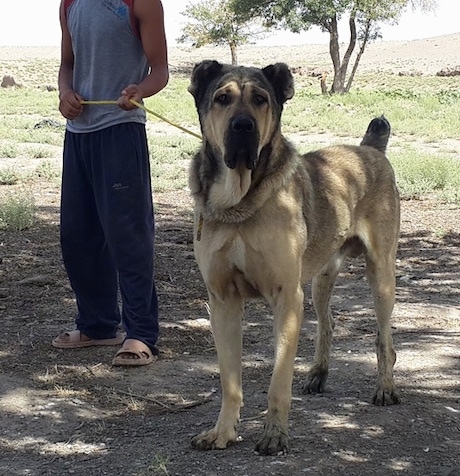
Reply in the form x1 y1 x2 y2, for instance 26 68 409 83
1 36 460 475
1 186 460 476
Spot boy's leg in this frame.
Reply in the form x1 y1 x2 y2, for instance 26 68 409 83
94 123 159 354
60 130 121 340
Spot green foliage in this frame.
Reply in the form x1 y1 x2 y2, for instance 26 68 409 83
148 135 197 192
35 161 61 181
145 80 198 131
283 82 460 140
0 190 35 231
0 65 458 205
233 0 435 32
232 0 438 92
178 0 267 63
0 167 19 185
390 151 460 202
0 87 63 148
436 90 460 105
0 143 20 159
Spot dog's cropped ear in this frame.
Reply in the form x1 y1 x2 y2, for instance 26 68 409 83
188 60 224 102
261 63 294 105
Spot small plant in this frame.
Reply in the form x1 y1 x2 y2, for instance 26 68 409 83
148 455 170 476
0 167 19 185
0 143 20 159
26 145 55 159
436 89 460 105
396 175 437 199
132 454 170 476
35 160 61 180
440 186 460 205
0 190 35 231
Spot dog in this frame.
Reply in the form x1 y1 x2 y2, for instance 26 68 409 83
187 60 400 455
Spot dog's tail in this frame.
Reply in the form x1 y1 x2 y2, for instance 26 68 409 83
360 115 391 154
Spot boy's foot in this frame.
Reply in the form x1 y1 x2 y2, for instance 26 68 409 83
52 330 125 349
112 339 156 366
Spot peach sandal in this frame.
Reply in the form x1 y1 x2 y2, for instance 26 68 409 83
112 339 157 366
52 330 125 349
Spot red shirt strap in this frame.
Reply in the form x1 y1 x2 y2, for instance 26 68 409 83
64 0 74 14
123 0 140 39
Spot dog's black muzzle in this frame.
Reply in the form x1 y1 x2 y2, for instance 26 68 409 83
224 114 260 170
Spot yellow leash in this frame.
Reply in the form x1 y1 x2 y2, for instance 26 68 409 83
80 99 202 140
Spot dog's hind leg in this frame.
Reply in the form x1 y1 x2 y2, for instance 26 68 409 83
303 251 347 395
365 249 400 405
191 291 244 450
255 284 304 455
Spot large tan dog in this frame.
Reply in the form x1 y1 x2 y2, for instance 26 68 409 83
188 60 400 455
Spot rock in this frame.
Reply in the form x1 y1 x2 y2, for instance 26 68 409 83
16 275 56 286
1 74 20 88
34 118 62 129
436 66 460 77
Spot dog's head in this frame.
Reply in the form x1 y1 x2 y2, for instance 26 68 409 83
188 61 294 171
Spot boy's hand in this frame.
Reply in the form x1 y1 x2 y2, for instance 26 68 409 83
118 84 143 110
59 90 83 120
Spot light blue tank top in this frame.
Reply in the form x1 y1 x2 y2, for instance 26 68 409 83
66 0 148 133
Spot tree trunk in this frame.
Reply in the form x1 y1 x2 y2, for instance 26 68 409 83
230 42 238 65
330 11 357 94
327 16 342 94
345 19 372 93
320 72 328 95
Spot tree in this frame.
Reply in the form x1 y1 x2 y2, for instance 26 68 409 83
232 0 438 93
177 0 268 65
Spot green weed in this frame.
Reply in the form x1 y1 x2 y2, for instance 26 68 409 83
0 64 459 202
391 150 460 200
149 134 196 192
0 190 35 231
0 142 20 158
0 167 19 185
35 160 61 180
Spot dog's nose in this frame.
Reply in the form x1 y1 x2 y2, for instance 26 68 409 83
231 115 255 133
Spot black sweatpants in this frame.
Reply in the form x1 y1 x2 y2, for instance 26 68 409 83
60 123 159 353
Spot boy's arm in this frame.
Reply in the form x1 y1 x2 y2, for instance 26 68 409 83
118 0 169 110
58 0 83 119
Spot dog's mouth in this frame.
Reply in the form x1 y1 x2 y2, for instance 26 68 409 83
224 114 260 170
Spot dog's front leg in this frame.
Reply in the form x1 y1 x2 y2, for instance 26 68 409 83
255 285 304 455
191 291 244 450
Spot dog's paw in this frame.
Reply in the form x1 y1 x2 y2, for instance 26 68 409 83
373 387 401 406
302 367 329 394
255 431 289 456
191 428 237 451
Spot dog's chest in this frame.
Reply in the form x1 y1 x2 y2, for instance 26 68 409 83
198 225 251 268
195 223 259 279
227 233 248 271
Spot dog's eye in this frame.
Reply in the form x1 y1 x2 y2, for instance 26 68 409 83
254 94 267 106
215 94 230 105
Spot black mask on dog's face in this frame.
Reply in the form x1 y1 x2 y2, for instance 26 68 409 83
189 61 295 171
223 112 260 170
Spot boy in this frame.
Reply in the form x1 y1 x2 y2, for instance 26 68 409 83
53 0 169 366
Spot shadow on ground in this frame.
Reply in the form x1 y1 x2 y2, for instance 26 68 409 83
0 191 459 476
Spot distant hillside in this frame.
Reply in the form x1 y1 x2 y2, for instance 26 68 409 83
1 32 459 77
168 33 460 75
